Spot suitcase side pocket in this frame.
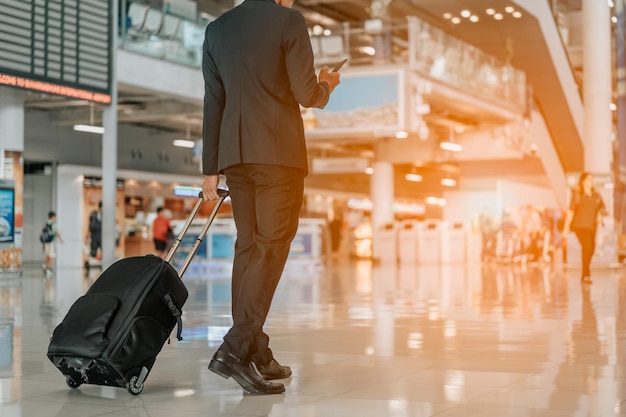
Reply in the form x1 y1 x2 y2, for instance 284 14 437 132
48 294 120 358
107 316 170 377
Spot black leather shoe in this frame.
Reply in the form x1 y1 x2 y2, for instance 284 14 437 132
257 359 292 380
208 351 285 395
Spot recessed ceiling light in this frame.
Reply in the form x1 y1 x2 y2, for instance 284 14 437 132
486 8 496 15
405 173 423 182
469 15 479 22
512 11 522 18
451 17 461 24
73 124 105 134
443 12 453 19
441 178 457 187
460 10 471 18
173 139 195 148
440 141 463 152
505 6 515 13
395 131 409 139
612 15 618 23
494 13 504 20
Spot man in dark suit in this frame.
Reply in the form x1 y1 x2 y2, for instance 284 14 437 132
200 0 340 394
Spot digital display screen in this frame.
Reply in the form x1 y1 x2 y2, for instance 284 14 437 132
0 187 15 243
0 0 112 103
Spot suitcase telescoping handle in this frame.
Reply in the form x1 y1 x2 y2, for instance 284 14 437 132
164 188 229 277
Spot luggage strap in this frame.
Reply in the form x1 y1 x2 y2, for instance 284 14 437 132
163 293 183 341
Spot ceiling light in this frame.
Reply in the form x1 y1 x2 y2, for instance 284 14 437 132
426 196 439 205
512 11 522 18
609 0 615 7
451 17 461 24
395 131 409 139
405 173 423 182
443 12 452 19
173 139 195 148
364 167 374 175
494 13 504 20
610 102 617 111
441 178 457 187
313 25 323 36
73 124 105 134
505 6 515 13
469 15 479 22
460 10 471 18
360 46 376 56
323 29 332 36
74 103 104 134
612 16 618 23
440 141 463 152
486 8 496 15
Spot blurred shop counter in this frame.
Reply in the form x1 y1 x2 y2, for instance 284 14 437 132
124 234 156 257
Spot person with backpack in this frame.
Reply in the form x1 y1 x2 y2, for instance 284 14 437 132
41 210 63 272
87 201 102 260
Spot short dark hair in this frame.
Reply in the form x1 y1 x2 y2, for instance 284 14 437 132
98 201 102 208
48 211 56 219
157 206 164 213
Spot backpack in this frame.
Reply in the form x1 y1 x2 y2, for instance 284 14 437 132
40 223 54 243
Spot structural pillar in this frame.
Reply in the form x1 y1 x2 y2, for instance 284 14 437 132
582 0 612 177
101 0 119 269
370 160 394 261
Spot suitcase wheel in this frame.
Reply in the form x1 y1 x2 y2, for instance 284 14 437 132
126 374 144 395
66 377 82 389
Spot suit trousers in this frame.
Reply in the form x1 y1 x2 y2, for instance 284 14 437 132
575 228 596 278
220 164 304 365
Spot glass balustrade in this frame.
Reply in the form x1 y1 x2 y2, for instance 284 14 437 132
119 0 213 67
116 1 528 115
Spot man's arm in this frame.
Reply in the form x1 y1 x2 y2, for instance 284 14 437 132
201 31 225 176
283 12 339 109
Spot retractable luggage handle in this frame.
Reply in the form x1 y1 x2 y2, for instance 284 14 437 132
164 188 229 277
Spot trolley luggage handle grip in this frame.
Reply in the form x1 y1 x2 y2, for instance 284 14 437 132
164 189 229 277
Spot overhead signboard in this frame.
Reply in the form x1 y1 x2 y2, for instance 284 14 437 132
0 0 112 104
304 67 407 140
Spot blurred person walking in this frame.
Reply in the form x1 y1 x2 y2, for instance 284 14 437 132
563 172 606 283
152 207 172 258
41 211 63 273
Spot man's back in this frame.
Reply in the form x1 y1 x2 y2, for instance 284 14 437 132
202 0 330 175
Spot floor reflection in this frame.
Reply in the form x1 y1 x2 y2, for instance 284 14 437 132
0 259 625 416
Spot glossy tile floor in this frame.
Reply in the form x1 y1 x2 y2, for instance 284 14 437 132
1 256 626 417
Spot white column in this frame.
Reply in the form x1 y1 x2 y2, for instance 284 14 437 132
582 0 612 175
101 0 119 269
0 87 25 151
370 160 394 260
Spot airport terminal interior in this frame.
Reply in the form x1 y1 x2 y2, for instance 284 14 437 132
2 0 626 415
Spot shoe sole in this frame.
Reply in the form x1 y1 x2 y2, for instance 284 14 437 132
208 359 285 395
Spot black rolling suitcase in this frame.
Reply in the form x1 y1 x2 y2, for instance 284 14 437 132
47 190 228 395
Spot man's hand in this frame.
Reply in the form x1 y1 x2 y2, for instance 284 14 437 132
202 175 220 201
318 66 340 93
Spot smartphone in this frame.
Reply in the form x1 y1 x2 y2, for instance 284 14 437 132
332 58 348 72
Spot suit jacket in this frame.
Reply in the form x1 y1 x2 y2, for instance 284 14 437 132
201 0 331 176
